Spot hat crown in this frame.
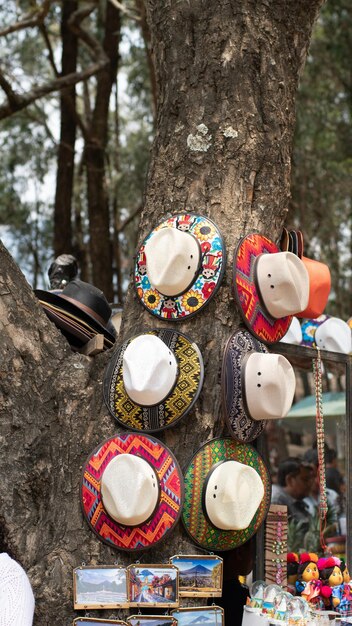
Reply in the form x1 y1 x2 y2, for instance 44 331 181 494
123 335 178 405
145 227 200 296
101 454 159 525
244 353 296 420
256 252 309 318
315 317 352 354
280 317 302 345
61 278 111 324
205 460 264 530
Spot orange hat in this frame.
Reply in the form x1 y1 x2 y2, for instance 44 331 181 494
296 256 331 319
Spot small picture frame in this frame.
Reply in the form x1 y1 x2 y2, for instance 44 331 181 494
127 564 179 607
73 565 129 609
170 554 223 597
171 606 224 626
73 617 127 626
127 617 177 626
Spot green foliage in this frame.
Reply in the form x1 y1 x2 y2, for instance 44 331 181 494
288 507 338 556
290 0 352 319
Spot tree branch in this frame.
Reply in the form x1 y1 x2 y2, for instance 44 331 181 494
0 4 109 122
108 0 140 22
0 0 52 37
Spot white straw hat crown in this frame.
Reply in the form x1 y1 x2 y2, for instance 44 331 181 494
123 334 178 406
280 316 302 345
315 317 352 354
204 460 264 530
101 454 159 526
244 353 296 420
145 227 200 296
256 251 309 318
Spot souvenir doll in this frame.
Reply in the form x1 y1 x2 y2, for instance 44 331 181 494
317 556 343 610
295 553 331 609
335 559 352 615
287 553 299 595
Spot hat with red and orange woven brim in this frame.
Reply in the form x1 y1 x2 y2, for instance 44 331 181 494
81 432 184 552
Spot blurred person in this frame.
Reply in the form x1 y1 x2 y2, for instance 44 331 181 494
325 447 345 497
208 538 255 626
271 457 314 524
302 448 339 522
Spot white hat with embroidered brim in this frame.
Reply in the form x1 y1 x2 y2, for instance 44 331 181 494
315 317 352 354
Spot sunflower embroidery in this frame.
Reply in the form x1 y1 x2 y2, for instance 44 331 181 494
193 221 216 241
181 290 204 313
144 289 161 310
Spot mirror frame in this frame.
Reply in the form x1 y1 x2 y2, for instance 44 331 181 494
254 343 351 581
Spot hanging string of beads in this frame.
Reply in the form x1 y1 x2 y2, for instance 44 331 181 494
312 348 328 552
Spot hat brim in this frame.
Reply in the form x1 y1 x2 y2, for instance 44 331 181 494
135 213 226 321
182 437 271 551
81 433 184 551
103 329 204 432
222 329 267 443
35 289 115 343
39 302 114 350
233 234 292 344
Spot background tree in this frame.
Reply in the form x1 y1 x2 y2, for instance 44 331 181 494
0 1 326 625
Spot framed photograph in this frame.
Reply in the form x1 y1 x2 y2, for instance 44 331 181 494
127 617 177 626
127 564 179 607
170 554 223 597
171 607 224 626
73 565 129 609
73 617 127 626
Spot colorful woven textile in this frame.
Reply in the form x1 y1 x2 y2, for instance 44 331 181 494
81 433 184 551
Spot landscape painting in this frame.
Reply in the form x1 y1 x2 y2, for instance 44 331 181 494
170 555 223 597
128 564 179 607
73 617 127 626
170 607 224 626
127 617 177 626
73 566 129 609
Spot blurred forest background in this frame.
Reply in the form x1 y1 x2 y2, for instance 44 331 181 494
0 0 351 319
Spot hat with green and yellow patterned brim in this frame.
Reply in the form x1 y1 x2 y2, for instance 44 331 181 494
103 328 204 433
182 437 271 551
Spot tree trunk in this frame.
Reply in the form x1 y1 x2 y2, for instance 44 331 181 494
53 1 78 257
0 2 324 624
85 1 121 302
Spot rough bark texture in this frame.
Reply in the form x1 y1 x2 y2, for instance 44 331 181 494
53 0 78 257
85 2 121 301
0 2 324 624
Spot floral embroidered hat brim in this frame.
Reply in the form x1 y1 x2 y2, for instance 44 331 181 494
81 432 184 552
134 213 226 320
103 329 204 432
182 437 271 551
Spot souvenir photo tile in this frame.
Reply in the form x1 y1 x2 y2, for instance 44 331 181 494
73 565 129 609
171 607 224 626
127 564 179 607
170 554 223 597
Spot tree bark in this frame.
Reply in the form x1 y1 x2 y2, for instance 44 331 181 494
85 2 121 302
0 2 324 624
53 0 79 257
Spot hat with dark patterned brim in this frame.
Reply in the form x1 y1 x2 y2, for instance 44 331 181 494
135 213 225 321
233 233 292 343
103 329 204 433
182 437 271 551
222 329 267 443
81 432 184 552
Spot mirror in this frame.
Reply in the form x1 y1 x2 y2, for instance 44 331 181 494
254 343 351 580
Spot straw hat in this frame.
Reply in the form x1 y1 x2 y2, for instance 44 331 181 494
135 213 225 320
222 329 296 443
280 317 303 345
233 233 309 343
81 432 184 551
302 315 352 354
104 329 204 432
182 437 271 551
